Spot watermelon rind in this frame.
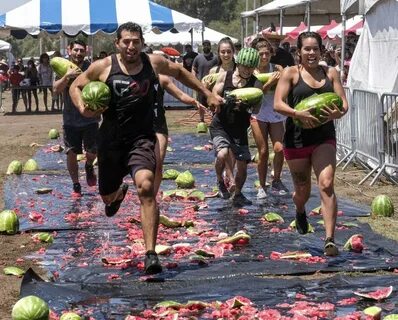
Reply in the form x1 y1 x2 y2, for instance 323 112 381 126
11 295 49 320
354 286 393 300
371 195 394 218
60 312 82 320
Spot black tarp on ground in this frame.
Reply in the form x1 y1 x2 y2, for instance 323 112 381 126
4 134 398 318
20 269 398 319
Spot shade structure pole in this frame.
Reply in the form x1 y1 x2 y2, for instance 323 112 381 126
279 9 284 35
201 21 205 44
245 0 249 38
255 13 259 35
306 2 311 31
39 35 42 55
241 17 245 45
340 13 346 79
188 29 193 48
253 0 257 34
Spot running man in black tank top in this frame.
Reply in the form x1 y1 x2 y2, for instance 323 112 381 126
274 32 348 256
210 48 263 207
70 22 223 275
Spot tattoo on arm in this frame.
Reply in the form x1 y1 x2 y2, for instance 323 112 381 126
291 171 311 186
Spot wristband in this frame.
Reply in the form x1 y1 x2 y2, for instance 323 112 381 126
293 109 296 118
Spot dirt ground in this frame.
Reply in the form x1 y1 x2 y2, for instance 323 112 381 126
0 90 397 319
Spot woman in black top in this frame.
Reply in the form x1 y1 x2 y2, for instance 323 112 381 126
26 59 40 112
274 32 348 256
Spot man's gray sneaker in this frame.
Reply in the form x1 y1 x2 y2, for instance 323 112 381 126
232 193 252 207
271 180 289 195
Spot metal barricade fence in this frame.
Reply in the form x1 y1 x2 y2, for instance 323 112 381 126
0 85 3 113
350 90 384 185
163 78 194 108
336 87 354 168
368 93 398 184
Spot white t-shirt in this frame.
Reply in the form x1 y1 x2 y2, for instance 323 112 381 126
251 64 286 123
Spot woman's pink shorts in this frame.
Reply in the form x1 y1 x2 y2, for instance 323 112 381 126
283 139 336 160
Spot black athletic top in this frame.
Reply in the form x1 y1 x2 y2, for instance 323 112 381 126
209 71 257 146
102 53 157 144
285 66 336 148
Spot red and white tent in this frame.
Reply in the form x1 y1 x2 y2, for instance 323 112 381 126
244 16 363 45
327 15 364 39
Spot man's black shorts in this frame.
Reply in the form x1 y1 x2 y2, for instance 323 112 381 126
97 137 156 195
63 123 98 155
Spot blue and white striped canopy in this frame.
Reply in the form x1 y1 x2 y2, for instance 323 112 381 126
0 0 203 36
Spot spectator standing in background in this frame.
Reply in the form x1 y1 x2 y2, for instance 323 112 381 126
192 40 218 122
9 65 27 112
25 59 40 112
182 44 198 72
38 53 53 111
99 51 108 59
234 42 242 60
264 33 295 68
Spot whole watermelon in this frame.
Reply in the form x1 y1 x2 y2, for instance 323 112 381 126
11 295 49 320
227 87 263 106
371 195 394 218
6 160 23 175
0 209 19 235
50 57 81 78
294 92 343 128
82 81 111 111
48 128 59 139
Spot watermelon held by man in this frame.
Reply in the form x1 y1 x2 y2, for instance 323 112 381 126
81 81 111 112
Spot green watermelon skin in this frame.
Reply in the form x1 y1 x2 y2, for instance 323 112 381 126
371 195 394 218
11 295 49 320
228 87 263 106
293 92 343 127
255 72 273 84
81 81 111 111
0 209 19 235
50 57 81 78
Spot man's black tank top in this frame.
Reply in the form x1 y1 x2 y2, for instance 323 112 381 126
210 70 257 145
102 53 157 144
285 66 335 148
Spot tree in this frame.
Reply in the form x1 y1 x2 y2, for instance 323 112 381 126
153 0 239 24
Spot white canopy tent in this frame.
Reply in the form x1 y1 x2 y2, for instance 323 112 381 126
143 27 237 46
0 39 10 51
348 0 398 93
0 0 31 15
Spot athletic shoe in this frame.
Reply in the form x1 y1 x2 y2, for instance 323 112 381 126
85 163 97 187
295 211 308 234
257 188 267 199
105 183 129 217
144 250 162 274
217 180 230 199
271 180 289 195
324 237 339 256
232 193 252 207
73 182 81 194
